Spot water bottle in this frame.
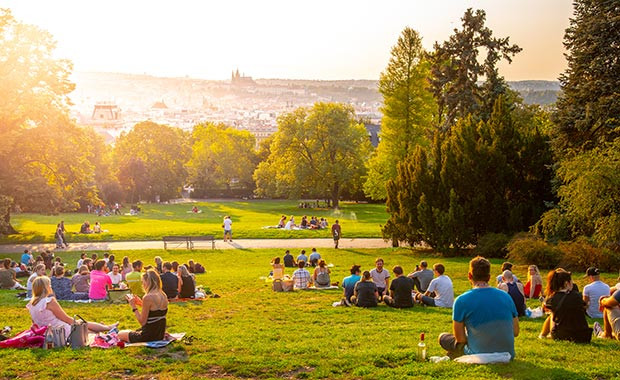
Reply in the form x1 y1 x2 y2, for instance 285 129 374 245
44 325 54 349
525 308 532 318
417 332 427 361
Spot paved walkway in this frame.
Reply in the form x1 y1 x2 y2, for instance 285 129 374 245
0 238 393 254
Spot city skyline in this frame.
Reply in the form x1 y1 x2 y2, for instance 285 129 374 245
5 0 573 81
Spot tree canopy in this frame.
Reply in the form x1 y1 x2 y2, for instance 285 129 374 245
254 103 371 208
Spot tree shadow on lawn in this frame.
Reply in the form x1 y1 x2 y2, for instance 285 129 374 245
487 359 589 380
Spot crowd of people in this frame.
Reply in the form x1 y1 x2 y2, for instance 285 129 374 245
271 248 334 289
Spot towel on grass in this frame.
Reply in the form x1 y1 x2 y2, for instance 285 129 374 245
125 333 186 348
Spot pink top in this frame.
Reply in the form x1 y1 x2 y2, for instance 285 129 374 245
89 270 112 300
26 296 71 337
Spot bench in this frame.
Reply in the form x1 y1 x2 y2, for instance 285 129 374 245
163 235 215 250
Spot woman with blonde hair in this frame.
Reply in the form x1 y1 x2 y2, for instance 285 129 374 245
118 269 168 343
27 276 117 337
313 259 331 288
524 265 543 299
177 265 196 299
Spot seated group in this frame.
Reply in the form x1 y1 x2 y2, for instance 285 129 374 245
278 215 328 230
271 248 333 288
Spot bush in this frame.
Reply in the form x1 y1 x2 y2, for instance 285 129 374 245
558 237 620 272
474 233 510 258
506 233 562 269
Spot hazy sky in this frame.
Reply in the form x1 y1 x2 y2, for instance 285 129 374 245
4 0 573 81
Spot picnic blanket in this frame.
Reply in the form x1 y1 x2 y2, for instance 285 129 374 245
87 332 185 349
125 333 186 348
307 286 339 290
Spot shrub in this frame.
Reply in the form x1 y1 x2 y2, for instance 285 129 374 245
558 237 620 272
506 233 561 269
474 233 510 258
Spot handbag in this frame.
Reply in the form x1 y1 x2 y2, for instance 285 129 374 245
50 325 67 348
68 315 88 349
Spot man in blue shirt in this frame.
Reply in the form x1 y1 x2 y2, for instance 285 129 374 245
297 250 308 265
308 248 321 267
341 265 361 306
439 256 519 359
21 249 33 266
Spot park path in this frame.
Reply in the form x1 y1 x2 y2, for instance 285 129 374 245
0 238 393 254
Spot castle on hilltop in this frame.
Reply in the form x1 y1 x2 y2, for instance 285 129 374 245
231 69 255 86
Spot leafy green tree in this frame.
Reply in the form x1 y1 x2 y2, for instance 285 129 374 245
429 8 521 130
552 0 620 154
113 121 190 202
384 97 553 251
186 122 258 195
364 27 437 200
254 103 371 208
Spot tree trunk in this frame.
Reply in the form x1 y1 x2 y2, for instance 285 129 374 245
331 183 340 209
0 195 18 235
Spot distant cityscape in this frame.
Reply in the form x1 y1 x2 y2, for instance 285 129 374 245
70 71 560 146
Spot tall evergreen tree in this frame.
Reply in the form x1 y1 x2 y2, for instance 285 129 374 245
363 27 437 200
552 0 620 154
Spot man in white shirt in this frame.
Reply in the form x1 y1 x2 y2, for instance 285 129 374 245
583 267 610 319
223 216 233 242
415 263 454 308
370 258 390 298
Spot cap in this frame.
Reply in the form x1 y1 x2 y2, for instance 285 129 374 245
585 267 600 277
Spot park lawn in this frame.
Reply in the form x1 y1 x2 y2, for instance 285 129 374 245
2 200 388 244
0 248 619 379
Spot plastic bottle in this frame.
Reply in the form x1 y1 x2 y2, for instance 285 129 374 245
417 332 427 361
44 325 54 349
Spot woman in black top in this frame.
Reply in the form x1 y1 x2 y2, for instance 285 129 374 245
178 264 195 299
541 268 592 343
352 271 379 307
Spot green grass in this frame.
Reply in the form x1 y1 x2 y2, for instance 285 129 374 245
0 248 619 379
3 200 387 244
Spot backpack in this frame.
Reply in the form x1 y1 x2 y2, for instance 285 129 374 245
315 271 331 287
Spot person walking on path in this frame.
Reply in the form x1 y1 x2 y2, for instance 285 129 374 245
331 220 341 249
222 216 233 242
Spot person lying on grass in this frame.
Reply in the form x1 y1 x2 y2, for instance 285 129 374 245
118 270 168 343
439 256 519 359
539 268 592 343
27 276 117 337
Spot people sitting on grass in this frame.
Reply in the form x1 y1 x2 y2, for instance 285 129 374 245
177 265 196 299
309 216 319 229
76 253 86 271
594 286 620 340
71 265 90 294
11 261 29 278
292 261 311 290
297 250 308 265
80 221 92 234
408 260 434 293
498 270 526 316
21 249 34 267
283 250 296 268
51 266 89 301
308 248 321 267
583 267 610 319
89 260 112 301
496 262 519 285
27 264 46 298
118 269 168 343
187 259 205 274
384 266 414 309
191 206 200 213
121 256 132 280
313 259 331 288
341 265 361 306
106 254 116 272
126 260 144 297
439 256 519 359
414 263 454 308
28 276 118 336
155 256 163 274
108 264 123 288
320 218 328 229
539 268 592 343
370 258 390 300
0 258 27 290
300 215 309 229
271 257 284 280
93 221 102 233
277 215 287 228
524 264 543 299
351 271 379 308
160 262 179 299
284 216 295 230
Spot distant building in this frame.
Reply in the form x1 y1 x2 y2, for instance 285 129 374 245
231 69 255 86
90 102 123 128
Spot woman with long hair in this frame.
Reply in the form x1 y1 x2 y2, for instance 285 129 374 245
524 265 543 299
313 259 331 288
121 256 132 280
27 276 117 336
539 268 592 342
271 257 284 280
118 269 168 343
177 265 196 299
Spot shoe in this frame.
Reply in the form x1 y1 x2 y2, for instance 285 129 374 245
593 321 603 338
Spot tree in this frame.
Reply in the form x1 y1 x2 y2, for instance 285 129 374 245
551 0 620 154
254 103 371 208
429 8 522 130
363 27 437 200
113 121 190 202
384 97 553 251
186 122 258 195
0 9 99 234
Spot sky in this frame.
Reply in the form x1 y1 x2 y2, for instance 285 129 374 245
3 0 574 81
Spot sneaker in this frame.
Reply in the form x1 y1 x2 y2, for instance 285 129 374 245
593 321 603 338
342 298 351 307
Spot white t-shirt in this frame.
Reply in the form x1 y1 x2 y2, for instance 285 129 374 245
108 272 122 285
427 275 454 308
223 218 232 231
583 280 610 318
77 258 84 269
370 268 390 289
284 221 293 230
